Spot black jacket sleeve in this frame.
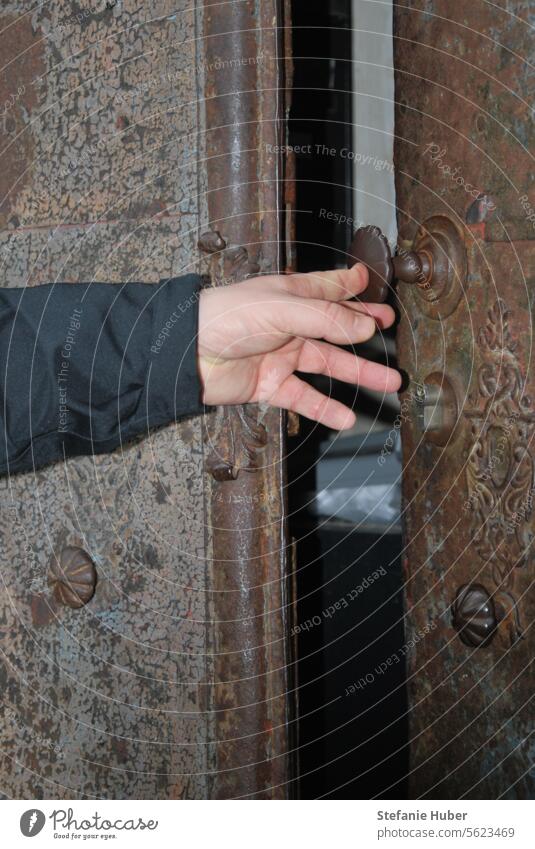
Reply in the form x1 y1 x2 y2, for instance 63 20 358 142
0 274 205 476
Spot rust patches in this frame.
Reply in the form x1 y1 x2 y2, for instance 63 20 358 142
30 592 57 628
202 0 291 798
115 114 130 131
466 221 487 241
0 14 45 228
110 737 129 764
206 406 268 481
395 0 535 799
465 193 496 225
0 2 216 801
198 229 227 254
287 411 300 437
224 245 261 279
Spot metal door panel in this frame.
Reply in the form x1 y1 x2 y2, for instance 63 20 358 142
0 0 291 799
394 0 534 798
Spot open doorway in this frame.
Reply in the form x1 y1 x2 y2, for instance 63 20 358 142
288 0 408 799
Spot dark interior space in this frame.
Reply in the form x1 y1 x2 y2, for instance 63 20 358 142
288 0 409 799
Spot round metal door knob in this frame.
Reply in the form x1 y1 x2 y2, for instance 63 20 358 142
451 584 502 648
348 225 431 303
348 216 466 316
49 546 97 609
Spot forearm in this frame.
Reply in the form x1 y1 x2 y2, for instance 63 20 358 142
0 263 400 477
0 274 205 476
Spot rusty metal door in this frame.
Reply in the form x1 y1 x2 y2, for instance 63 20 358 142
394 2 534 797
0 1 292 799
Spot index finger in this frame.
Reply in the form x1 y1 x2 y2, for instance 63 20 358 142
282 263 369 302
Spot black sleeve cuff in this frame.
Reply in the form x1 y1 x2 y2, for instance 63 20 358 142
141 273 206 430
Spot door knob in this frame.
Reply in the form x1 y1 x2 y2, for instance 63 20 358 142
348 225 431 303
348 216 466 316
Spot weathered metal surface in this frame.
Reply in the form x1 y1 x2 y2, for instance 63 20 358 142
200 0 291 799
0 0 291 799
395 1 534 797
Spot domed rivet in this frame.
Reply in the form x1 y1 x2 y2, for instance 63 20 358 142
451 583 501 648
49 546 97 610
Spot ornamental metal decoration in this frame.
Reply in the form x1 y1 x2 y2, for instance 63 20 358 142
463 299 533 645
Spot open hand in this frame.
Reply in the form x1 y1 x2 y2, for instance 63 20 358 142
197 264 401 430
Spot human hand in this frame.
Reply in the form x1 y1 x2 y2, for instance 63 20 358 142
197 264 401 430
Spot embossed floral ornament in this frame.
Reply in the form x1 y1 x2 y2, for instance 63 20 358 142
464 300 533 645
206 406 268 481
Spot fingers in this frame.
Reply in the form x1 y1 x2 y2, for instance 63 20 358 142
270 374 356 430
281 299 377 345
297 340 402 394
344 300 396 330
282 263 369 302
